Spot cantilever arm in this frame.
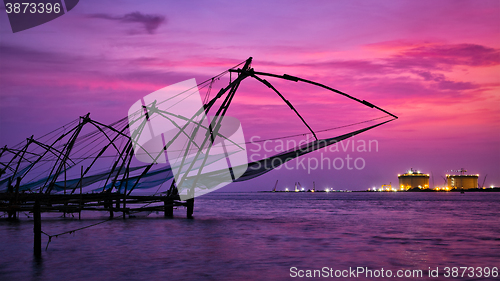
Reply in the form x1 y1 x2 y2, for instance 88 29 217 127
229 69 398 119
250 74 318 140
259 71 398 119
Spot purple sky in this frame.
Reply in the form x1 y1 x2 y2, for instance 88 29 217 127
0 0 499 191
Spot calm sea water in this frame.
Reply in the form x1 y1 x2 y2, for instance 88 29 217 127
1 192 499 281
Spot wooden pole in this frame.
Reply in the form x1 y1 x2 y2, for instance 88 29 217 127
186 198 194 219
115 187 120 212
123 167 128 219
13 177 21 220
164 199 173 218
79 166 83 220
108 188 114 219
33 200 41 257
64 165 67 218
7 178 15 220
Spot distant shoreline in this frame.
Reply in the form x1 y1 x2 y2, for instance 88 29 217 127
260 187 500 193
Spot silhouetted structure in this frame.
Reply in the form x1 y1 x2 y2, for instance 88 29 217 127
0 58 398 254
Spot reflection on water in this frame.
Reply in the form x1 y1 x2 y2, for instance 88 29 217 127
1 192 499 280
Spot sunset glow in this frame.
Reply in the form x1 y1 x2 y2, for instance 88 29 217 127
1 0 498 190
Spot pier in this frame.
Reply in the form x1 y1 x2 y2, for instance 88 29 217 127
0 193 192 219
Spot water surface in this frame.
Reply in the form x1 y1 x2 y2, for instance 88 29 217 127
1 192 499 280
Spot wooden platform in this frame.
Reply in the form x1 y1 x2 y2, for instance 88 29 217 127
0 192 194 219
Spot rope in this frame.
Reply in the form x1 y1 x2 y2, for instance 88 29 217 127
203 78 214 104
39 194 174 251
246 116 391 143
41 216 118 251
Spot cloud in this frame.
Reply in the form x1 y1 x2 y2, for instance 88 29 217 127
0 43 176 95
436 80 477 91
387 43 500 69
312 60 390 75
245 42 495 103
89 12 166 34
249 43 499 80
414 71 445 81
0 44 74 65
413 70 478 91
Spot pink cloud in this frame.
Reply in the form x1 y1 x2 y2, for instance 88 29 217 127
389 44 500 69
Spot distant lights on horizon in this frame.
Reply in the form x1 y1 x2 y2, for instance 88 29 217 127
399 170 430 176
446 174 479 177
281 180 492 192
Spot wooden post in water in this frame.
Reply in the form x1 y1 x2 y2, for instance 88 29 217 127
123 167 128 219
11 177 21 220
115 188 120 213
63 165 67 218
164 198 173 218
122 195 127 219
7 178 15 220
186 198 194 219
33 200 41 257
107 187 114 219
108 191 114 219
79 166 83 220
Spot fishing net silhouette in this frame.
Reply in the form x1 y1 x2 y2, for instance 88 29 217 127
0 58 397 197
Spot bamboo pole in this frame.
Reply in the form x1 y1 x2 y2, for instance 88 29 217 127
79 166 83 220
186 198 194 219
64 165 67 218
164 198 173 218
33 200 41 257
